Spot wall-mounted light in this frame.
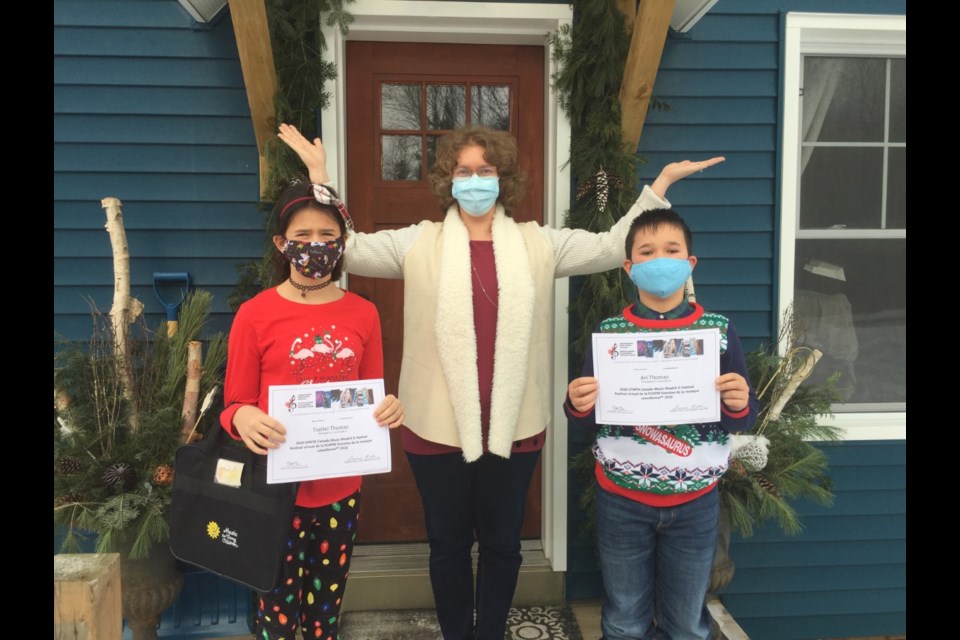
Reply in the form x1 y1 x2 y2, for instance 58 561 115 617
178 0 228 23
671 0 718 33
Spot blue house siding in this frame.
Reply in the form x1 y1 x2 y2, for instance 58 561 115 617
566 2 906 638
54 2 261 635
54 0 264 340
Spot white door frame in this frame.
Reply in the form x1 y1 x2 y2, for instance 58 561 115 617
320 0 573 571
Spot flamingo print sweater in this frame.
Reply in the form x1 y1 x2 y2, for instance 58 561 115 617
220 288 383 507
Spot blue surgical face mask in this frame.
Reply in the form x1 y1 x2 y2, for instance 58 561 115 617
629 258 692 298
451 175 500 217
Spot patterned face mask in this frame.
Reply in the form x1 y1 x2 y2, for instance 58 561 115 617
280 237 345 279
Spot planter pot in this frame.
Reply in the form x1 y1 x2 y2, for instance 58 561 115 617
119 540 183 640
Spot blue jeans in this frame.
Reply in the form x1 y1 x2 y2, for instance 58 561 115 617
595 485 719 640
407 451 540 640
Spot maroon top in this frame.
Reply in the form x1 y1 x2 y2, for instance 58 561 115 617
403 240 545 455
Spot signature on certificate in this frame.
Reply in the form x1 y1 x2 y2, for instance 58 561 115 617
345 454 379 464
609 405 630 414
670 404 708 413
282 461 308 470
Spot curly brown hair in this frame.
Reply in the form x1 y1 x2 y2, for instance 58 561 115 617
428 127 526 217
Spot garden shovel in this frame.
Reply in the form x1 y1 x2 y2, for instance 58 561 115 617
153 272 191 336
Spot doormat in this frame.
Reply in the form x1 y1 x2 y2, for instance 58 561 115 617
339 605 584 640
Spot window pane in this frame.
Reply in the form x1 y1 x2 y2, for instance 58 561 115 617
471 85 511 130
887 148 906 229
803 57 885 142
800 147 883 229
890 58 906 143
426 85 465 130
381 84 422 130
426 135 440 171
794 239 905 406
381 135 422 180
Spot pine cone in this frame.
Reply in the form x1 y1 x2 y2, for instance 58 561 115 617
754 474 780 498
575 178 594 202
56 456 82 475
54 492 83 508
102 463 137 493
596 168 609 213
727 459 747 478
152 464 175 487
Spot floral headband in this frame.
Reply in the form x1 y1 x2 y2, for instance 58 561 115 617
278 184 355 233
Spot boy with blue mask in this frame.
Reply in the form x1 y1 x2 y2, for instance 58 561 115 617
565 208 759 640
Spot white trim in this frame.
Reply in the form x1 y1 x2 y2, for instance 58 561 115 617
779 12 906 441
796 229 906 240
828 413 906 441
321 0 573 571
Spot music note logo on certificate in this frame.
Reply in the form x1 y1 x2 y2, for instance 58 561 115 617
266 379 392 484
592 329 721 426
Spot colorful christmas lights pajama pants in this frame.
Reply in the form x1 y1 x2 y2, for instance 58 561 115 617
254 490 361 640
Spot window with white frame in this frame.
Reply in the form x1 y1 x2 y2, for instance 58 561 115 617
780 14 905 431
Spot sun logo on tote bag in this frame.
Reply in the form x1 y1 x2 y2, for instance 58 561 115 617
207 521 221 539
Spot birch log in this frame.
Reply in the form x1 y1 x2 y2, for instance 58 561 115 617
54 389 73 434
101 197 143 431
180 341 203 441
763 348 823 427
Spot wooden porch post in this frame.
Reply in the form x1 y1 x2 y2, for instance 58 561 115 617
618 0 675 153
229 0 278 197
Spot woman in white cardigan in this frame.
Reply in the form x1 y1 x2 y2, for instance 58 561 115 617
279 123 721 640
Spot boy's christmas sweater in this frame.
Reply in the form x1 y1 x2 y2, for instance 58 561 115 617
565 303 758 507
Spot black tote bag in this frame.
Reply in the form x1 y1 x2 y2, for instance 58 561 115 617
168 430 297 592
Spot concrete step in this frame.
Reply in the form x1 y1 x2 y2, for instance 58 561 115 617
342 540 564 611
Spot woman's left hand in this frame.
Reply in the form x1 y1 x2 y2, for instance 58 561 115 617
373 394 405 429
651 157 725 198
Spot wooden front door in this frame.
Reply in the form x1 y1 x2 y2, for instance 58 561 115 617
345 40 545 543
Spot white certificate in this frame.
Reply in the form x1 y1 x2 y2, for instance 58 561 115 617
266 379 392 484
592 329 721 426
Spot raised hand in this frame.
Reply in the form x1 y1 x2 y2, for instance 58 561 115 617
278 123 330 184
651 156 726 198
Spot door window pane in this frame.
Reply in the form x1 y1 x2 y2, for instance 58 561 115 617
382 135 422 180
381 83 422 130
426 135 440 171
471 85 511 130
426 84 465 130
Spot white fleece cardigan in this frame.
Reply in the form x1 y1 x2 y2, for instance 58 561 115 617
343 185 670 461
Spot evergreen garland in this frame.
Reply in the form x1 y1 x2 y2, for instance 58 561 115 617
549 0 642 546
548 2 638 367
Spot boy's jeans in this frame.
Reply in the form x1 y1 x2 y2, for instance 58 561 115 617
595 484 719 640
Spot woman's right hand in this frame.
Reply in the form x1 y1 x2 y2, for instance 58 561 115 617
278 123 330 185
567 377 599 413
232 405 287 455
